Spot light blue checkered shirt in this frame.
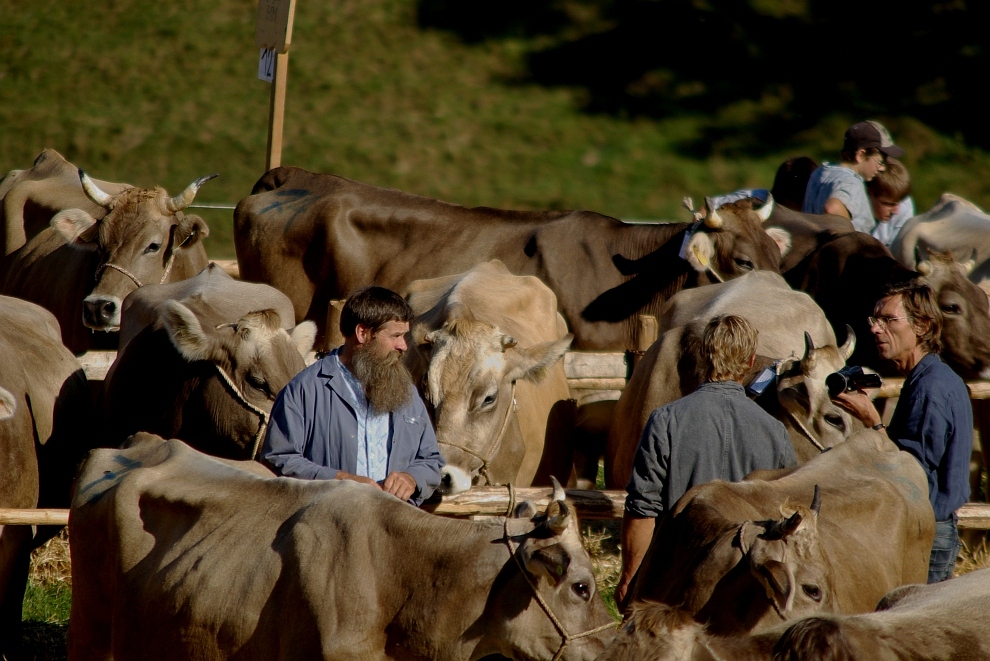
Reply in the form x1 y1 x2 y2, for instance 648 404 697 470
331 350 391 482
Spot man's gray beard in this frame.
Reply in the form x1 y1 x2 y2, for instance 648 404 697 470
351 342 414 414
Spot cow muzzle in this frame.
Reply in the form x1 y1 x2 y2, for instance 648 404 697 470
83 295 122 331
438 465 472 495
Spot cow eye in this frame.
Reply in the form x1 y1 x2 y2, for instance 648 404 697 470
482 393 497 409
144 242 161 254
246 373 271 396
572 581 591 601
941 303 962 315
824 414 844 429
802 584 822 602
734 257 754 271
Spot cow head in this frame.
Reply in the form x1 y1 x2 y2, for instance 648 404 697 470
596 602 711 661
683 197 782 282
736 487 833 622
776 330 861 461
407 312 572 494
488 479 616 660
162 301 316 458
51 170 216 332
916 249 990 379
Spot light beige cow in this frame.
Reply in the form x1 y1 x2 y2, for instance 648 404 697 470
404 260 574 493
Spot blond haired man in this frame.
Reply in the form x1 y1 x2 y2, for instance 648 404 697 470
615 315 796 606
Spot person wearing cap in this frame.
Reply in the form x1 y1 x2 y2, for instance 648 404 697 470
865 157 916 248
803 121 906 231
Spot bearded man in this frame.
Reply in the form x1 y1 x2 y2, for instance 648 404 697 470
261 286 444 505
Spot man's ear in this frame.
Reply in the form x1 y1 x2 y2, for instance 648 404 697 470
51 209 98 245
175 214 210 249
354 323 374 345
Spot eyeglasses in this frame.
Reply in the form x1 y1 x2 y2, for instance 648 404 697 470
871 153 887 169
868 315 907 329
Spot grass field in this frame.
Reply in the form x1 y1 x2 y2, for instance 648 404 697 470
3 0 990 261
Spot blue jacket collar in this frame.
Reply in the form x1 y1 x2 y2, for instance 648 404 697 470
317 351 361 412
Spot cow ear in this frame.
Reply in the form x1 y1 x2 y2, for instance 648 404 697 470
175 214 210 249
163 300 218 362
290 320 317 357
504 334 573 383
738 521 763 554
521 542 572 586
51 209 98 245
765 227 792 259
685 232 715 273
513 501 539 519
0 387 16 421
754 558 792 609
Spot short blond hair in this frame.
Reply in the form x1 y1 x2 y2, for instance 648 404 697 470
702 315 758 382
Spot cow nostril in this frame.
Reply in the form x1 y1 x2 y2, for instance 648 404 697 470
101 301 116 317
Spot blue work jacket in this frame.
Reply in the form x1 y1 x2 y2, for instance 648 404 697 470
261 354 444 505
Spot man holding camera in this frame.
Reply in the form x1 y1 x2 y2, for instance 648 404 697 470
835 282 972 582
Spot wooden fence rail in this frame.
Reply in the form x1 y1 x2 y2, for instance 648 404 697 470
4 496 990 528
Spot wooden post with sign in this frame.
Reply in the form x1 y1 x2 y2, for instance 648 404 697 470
256 0 297 171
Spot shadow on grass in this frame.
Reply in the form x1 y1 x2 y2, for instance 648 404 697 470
418 0 990 155
21 621 67 661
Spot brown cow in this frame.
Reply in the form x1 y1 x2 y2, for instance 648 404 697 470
234 167 782 350
0 296 93 658
775 567 990 660
404 260 575 493
68 434 617 661
0 150 214 353
627 430 932 638
606 271 860 488
102 264 316 459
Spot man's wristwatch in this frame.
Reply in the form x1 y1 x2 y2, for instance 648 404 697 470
872 422 886 431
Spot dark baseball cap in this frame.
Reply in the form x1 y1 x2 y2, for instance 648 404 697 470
843 121 905 158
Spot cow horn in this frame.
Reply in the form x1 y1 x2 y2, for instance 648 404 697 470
703 196 723 229
810 485 821 516
543 477 571 534
801 332 816 374
166 173 219 213
551 475 566 503
839 325 856 361
79 169 114 208
757 194 774 222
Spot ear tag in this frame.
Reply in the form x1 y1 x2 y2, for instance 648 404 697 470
692 243 710 268
556 565 564 576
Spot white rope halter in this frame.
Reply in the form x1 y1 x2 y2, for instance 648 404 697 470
95 249 177 288
437 381 517 485
210 363 270 459
501 484 618 661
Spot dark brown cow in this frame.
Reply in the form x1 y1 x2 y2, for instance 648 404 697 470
0 296 93 658
68 435 616 661
0 150 214 353
102 264 316 459
627 430 932 638
768 210 990 376
234 168 782 350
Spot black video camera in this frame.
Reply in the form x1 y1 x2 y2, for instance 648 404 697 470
826 366 883 399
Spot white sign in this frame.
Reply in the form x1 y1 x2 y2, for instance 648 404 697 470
258 48 275 82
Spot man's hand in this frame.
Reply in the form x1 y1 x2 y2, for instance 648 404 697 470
334 471 382 489
832 389 882 428
382 471 417 501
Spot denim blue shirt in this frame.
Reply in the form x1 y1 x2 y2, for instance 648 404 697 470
625 381 796 518
887 353 972 521
804 163 873 231
260 353 445 505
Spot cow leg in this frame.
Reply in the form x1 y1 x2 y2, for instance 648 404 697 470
0 523 33 660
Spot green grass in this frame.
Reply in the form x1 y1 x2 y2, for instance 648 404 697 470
4 0 990 262
22 582 71 624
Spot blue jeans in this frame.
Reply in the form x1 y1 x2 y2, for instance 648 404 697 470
928 517 960 583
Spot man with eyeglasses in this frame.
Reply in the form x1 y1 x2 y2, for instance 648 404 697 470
803 121 905 232
833 282 972 582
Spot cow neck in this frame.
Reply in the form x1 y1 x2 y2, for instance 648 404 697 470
501 485 618 661
438 381 517 486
